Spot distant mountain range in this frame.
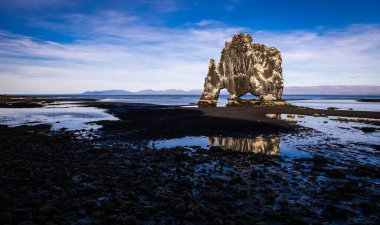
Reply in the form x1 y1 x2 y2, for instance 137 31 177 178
134 89 202 95
82 90 134 95
82 89 202 95
284 85 380 94
82 85 380 95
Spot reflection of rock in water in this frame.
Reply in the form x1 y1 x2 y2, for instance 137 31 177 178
209 136 280 155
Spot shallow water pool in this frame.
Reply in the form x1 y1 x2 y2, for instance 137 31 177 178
0 102 118 131
148 135 311 158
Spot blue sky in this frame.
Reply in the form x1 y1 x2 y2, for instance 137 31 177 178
1 0 380 93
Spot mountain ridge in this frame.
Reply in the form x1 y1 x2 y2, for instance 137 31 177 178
82 85 380 95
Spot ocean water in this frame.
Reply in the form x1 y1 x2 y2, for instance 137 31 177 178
0 102 118 131
31 94 380 111
287 99 380 111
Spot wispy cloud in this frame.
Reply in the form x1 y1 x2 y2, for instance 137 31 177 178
186 20 225 27
0 12 244 93
0 9 379 94
253 24 380 86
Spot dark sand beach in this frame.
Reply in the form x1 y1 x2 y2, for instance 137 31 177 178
1 96 380 225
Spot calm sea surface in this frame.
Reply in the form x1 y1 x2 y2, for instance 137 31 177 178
28 94 380 111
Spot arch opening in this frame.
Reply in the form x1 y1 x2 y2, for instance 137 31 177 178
239 93 259 100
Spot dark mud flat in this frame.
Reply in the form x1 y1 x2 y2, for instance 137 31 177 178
93 103 297 141
357 99 380 102
0 95 45 108
1 100 380 225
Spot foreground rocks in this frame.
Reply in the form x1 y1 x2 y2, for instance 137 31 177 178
0 101 380 225
0 121 379 225
199 34 284 106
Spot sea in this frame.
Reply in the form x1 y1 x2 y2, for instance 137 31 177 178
28 94 380 111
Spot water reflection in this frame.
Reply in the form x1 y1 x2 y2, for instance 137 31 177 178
265 114 281 119
149 135 284 156
209 136 280 155
0 103 118 131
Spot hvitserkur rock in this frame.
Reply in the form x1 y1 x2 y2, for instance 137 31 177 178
198 33 286 106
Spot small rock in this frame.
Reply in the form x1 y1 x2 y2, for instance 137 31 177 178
157 194 170 201
202 191 218 200
0 212 11 224
142 205 156 212
325 169 346 179
39 205 58 216
211 218 223 225
225 220 237 225
323 204 352 219
184 211 195 220
45 221 58 225
211 212 223 219
255 222 267 225
288 218 308 225
93 210 105 217
312 155 328 164
0 195 12 208
117 213 135 225
182 191 192 200
175 203 186 212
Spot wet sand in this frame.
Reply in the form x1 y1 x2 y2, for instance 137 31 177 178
0 96 379 224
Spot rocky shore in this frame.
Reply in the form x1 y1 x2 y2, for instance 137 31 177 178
0 96 380 225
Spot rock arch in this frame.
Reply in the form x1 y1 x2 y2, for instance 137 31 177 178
198 34 285 106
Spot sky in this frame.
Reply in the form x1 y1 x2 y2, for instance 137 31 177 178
0 0 380 94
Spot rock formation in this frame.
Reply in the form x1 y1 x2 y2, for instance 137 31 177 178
198 33 285 106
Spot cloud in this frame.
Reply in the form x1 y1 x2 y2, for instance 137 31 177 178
0 10 379 94
186 20 225 27
0 13 244 93
253 24 380 86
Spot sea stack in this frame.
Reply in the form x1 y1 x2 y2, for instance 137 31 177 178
198 33 286 106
